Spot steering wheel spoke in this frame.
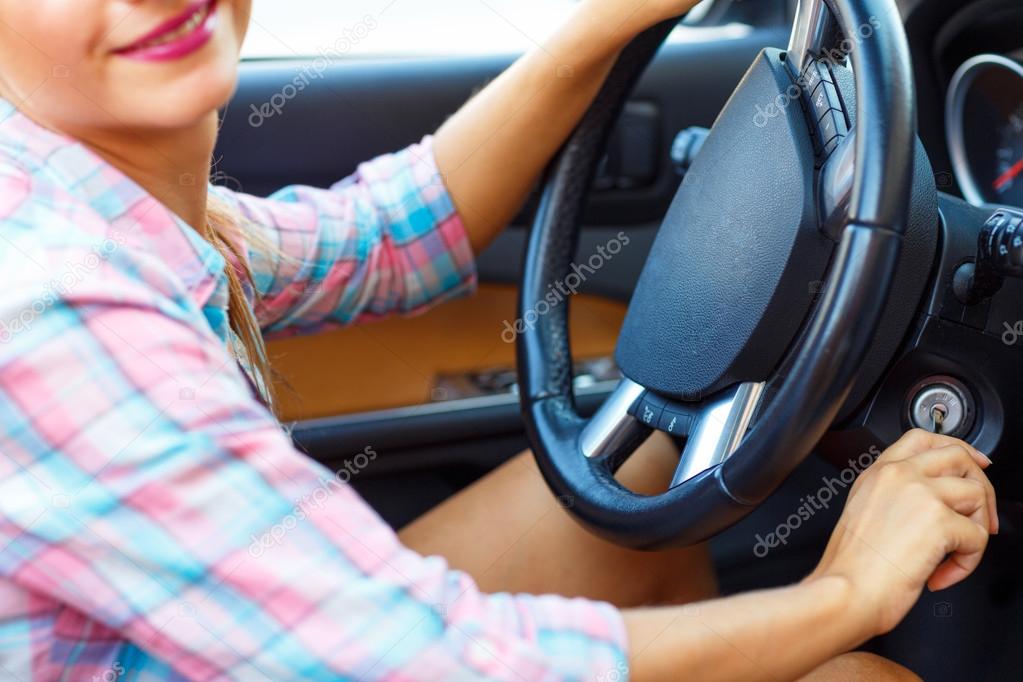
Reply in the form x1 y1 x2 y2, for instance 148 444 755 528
671 383 765 488
788 0 838 74
579 378 766 490
579 378 648 461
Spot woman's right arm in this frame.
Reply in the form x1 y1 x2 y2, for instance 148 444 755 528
623 430 996 681
214 138 478 337
0 190 623 680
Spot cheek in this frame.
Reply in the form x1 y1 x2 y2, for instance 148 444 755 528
0 0 245 131
0 6 94 95
233 0 253 44
0 4 107 132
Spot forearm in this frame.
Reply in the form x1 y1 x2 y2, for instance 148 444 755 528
624 576 873 681
432 2 661 254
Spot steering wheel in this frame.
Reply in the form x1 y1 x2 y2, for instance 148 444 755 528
517 0 918 549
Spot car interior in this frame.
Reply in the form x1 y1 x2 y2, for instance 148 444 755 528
215 0 1023 679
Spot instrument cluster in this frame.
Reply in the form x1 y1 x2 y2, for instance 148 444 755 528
947 54 1023 208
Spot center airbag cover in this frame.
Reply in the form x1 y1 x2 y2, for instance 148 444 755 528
615 49 833 401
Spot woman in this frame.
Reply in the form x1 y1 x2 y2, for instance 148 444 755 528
0 1 996 680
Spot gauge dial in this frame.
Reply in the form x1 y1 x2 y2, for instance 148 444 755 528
947 54 1023 207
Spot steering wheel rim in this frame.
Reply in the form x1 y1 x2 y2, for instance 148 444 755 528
517 0 918 549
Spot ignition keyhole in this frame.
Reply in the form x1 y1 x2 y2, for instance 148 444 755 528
907 376 976 439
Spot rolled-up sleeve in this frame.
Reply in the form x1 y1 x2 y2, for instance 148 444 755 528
0 225 629 680
216 137 478 336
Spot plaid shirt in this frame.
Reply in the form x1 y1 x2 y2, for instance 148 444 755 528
0 100 629 681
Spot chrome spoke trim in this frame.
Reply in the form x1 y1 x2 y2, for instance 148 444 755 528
580 378 646 459
788 0 830 75
670 382 765 488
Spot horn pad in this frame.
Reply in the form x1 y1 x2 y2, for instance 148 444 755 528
615 49 834 401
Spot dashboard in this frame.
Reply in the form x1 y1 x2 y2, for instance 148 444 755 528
946 53 1023 208
901 0 1023 210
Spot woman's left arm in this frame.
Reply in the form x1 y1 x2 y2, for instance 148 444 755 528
223 1 700 335
434 0 703 254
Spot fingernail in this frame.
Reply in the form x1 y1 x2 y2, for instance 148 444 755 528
979 452 993 466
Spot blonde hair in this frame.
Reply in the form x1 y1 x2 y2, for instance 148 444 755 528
204 195 277 412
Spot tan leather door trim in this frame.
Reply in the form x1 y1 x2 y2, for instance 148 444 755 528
268 284 626 421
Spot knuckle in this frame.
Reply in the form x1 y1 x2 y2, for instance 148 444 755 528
963 482 988 509
876 460 911 486
951 443 974 463
905 479 932 500
967 522 990 548
930 505 954 530
961 480 986 501
963 476 985 492
904 428 932 449
920 491 948 519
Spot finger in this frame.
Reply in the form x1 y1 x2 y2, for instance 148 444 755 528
912 444 977 476
927 511 989 592
929 477 989 530
884 430 991 469
913 446 998 534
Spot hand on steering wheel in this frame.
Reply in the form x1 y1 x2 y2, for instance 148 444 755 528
576 0 705 39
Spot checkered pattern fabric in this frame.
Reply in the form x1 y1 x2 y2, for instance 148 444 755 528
0 99 629 681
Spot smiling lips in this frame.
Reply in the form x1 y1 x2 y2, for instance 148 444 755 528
113 0 218 62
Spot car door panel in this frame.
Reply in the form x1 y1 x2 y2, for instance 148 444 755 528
271 283 626 420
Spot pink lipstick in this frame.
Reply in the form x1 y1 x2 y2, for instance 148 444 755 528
113 0 218 62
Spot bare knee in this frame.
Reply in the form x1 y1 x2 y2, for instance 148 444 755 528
615 431 681 494
799 652 921 681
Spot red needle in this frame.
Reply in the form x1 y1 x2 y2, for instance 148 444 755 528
994 158 1023 191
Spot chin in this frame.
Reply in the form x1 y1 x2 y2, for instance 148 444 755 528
104 5 245 131
110 51 241 131
147 66 237 129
